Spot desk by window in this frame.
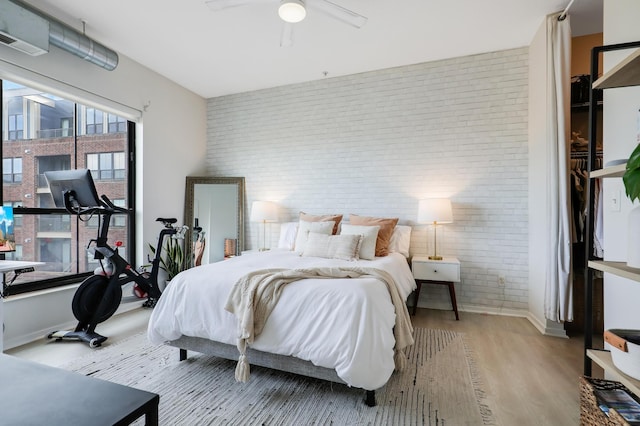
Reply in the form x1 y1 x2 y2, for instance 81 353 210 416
0 354 159 426
0 260 44 352
0 260 45 296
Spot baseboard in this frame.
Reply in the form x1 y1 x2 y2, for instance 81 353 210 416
457 303 529 318
453 304 567 338
524 312 568 338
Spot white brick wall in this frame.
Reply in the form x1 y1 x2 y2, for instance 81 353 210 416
206 47 529 312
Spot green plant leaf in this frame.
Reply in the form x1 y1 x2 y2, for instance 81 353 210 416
148 237 185 281
624 168 640 202
627 144 640 172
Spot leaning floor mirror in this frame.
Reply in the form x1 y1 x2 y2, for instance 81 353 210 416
183 176 245 267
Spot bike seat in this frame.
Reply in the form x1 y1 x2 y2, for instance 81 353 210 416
156 217 177 225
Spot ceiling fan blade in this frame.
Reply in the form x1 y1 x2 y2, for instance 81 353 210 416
280 23 294 47
308 0 368 28
205 0 264 11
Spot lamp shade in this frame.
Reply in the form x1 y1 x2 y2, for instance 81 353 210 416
250 201 278 222
278 0 306 23
417 198 453 224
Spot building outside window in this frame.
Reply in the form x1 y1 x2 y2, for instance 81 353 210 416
1 79 134 295
8 113 23 140
87 152 126 180
60 117 72 137
3 157 22 183
86 108 103 135
108 114 126 133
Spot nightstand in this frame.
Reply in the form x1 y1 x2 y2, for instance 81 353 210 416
411 256 460 320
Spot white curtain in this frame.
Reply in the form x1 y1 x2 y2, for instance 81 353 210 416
544 13 573 322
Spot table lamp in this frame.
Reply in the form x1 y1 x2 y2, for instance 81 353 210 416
250 201 278 251
417 198 453 260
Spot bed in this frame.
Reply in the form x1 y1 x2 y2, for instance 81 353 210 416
147 217 416 406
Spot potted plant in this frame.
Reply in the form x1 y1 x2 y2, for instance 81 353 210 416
624 144 640 201
149 236 185 281
623 144 640 267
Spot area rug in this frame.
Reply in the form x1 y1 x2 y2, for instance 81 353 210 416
61 328 496 425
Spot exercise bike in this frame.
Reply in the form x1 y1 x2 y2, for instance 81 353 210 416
45 170 186 348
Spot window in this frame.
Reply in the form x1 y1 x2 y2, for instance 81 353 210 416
61 118 72 137
8 114 23 140
3 157 22 183
1 79 135 296
34 96 74 139
113 199 127 227
108 114 126 133
7 96 24 140
87 152 126 180
38 155 71 188
86 108 103 134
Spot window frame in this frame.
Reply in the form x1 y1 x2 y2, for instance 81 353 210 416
3 157 22 183
0 82 137 296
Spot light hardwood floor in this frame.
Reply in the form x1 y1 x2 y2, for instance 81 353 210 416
412 309 600 426
7 307 597 425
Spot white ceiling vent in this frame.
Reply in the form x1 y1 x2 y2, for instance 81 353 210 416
0 0 49 56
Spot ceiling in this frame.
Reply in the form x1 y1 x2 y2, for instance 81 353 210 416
26 0 603 99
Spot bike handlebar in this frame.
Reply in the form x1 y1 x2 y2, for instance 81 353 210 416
63 191 130 216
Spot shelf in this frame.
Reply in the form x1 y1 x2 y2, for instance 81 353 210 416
593 48 640 89
588 260 640 282
590 163 627 178
571 101 603 109
587 349 640 396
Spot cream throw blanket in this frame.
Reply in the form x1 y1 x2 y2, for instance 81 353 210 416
224 267 415 383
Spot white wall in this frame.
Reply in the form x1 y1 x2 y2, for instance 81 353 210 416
207 48 530 314
602 1 640 331
0 27 207 349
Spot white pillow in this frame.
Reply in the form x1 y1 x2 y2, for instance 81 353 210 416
277 222 298 250
389 225 412 258
302 232 361 260
340 224 380 260
294 220 335 254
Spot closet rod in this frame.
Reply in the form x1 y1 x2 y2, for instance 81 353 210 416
571 151 602 158
558 0 575 21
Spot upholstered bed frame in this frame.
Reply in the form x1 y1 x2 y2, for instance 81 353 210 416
169 336 377 406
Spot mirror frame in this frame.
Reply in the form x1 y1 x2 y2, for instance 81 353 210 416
183 176 245 267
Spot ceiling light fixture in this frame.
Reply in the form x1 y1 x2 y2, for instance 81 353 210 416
278 0 306 23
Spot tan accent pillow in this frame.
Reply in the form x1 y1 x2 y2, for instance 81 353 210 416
349 214 399 257
299 211 343 235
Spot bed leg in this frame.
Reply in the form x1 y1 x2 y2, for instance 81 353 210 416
179 348 187 361
365 390 376 407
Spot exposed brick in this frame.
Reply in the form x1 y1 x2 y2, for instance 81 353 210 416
206 48 529 311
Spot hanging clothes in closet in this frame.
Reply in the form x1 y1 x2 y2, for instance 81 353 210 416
570 153 602 268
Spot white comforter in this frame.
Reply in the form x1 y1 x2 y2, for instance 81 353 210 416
147 250 416 390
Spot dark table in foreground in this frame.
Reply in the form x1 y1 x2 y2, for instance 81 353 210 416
0 353 159 426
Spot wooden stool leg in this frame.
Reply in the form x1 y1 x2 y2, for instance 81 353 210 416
447 282 459 320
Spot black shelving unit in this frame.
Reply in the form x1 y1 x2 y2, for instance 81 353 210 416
583 41 640 377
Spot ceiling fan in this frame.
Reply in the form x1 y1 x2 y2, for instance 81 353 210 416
205 0 368 47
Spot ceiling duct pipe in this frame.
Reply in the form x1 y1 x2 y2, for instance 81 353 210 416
10 0 119 71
